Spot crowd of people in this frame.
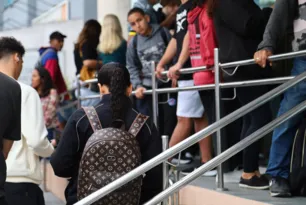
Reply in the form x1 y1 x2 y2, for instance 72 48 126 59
0 0 305 204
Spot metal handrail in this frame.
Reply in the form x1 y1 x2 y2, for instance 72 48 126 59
77 49 306 89
79 66 209 87
161 65 208 75
221 49 306 69
145 99 306 205
78 76 294 100
74 70 306 205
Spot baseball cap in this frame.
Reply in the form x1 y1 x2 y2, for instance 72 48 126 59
50 31 67 41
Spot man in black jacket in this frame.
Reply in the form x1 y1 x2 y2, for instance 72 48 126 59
255 0 303 198
214 0 272 189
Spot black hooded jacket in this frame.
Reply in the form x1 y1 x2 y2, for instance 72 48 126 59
213 0 273 81
50 94 162 205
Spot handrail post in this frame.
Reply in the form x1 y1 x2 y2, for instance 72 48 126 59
214 48 226 191
152 61 159 128
77 77 81 109
162 135 169 205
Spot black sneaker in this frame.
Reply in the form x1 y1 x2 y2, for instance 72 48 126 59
270 177 292 197
239 175 270 190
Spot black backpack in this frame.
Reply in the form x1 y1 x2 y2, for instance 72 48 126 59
77 106 149 204
290 118 306 196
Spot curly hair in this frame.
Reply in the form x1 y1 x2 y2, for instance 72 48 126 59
0 37 25 60
98 63 131 126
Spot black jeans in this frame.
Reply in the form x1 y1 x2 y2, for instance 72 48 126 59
4 183 45 205
236 86 272 173
0 197 7 205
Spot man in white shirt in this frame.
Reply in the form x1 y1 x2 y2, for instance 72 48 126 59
5 82 54 205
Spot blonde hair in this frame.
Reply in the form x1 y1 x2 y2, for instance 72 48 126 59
98 14 124 54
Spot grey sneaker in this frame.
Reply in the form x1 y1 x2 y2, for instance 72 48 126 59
270 177 291 197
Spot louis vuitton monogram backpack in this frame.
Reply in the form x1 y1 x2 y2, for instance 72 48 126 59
77 106 149 205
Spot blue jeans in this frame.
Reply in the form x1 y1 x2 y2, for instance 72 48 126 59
75 87 100 107
267 57 306 179
57 100 77 123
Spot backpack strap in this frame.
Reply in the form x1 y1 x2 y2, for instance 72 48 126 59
128 114 149 137
160 27 169 47
132 34 143 72
83 106 103 132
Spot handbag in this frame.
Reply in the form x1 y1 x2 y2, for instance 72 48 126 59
79 48 97 82
79 44 99 92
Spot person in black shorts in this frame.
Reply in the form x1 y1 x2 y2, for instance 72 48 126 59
0 37 25 204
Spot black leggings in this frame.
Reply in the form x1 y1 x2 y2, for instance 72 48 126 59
4 182 45 205
200 87 271 173
236 86 272 173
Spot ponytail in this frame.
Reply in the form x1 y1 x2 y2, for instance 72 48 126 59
97 63 131 126
109 68 127 122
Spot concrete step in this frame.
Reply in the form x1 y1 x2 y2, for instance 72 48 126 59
178 176 306 205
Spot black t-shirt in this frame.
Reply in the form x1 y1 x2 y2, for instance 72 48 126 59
0 72 21 198
74 41 99 75
173 0 193 80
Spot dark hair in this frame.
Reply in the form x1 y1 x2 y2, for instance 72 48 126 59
0 37 25 60
160 0 181 7
128 7 146 18
35 66 54 98
75 19 102 49
98 63 131 125
192 0 216 18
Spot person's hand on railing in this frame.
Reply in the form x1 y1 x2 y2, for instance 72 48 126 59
156 63 165 79
135 87 146 99
254 49 273 68
167 63 182 80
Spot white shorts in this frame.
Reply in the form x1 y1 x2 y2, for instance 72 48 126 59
176 80 204 118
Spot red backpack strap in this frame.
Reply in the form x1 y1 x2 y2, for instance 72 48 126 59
83 106 103 132
128 114 149 137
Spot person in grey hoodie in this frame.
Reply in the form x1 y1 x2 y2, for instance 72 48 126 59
127 7 175 135
126 8 176 138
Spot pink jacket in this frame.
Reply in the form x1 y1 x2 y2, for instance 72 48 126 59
188 5 218 85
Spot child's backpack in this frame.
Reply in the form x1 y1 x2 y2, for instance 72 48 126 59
77 106 149 204
290 118 306 196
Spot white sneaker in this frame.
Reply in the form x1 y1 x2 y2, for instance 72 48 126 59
203 170 217 177
171 152 194 165
171 158 192 165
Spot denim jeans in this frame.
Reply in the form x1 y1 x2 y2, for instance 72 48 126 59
267 57 306 179
75 87 100 107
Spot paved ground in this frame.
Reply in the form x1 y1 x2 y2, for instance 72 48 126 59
44 191 65 205
187 172 305 205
